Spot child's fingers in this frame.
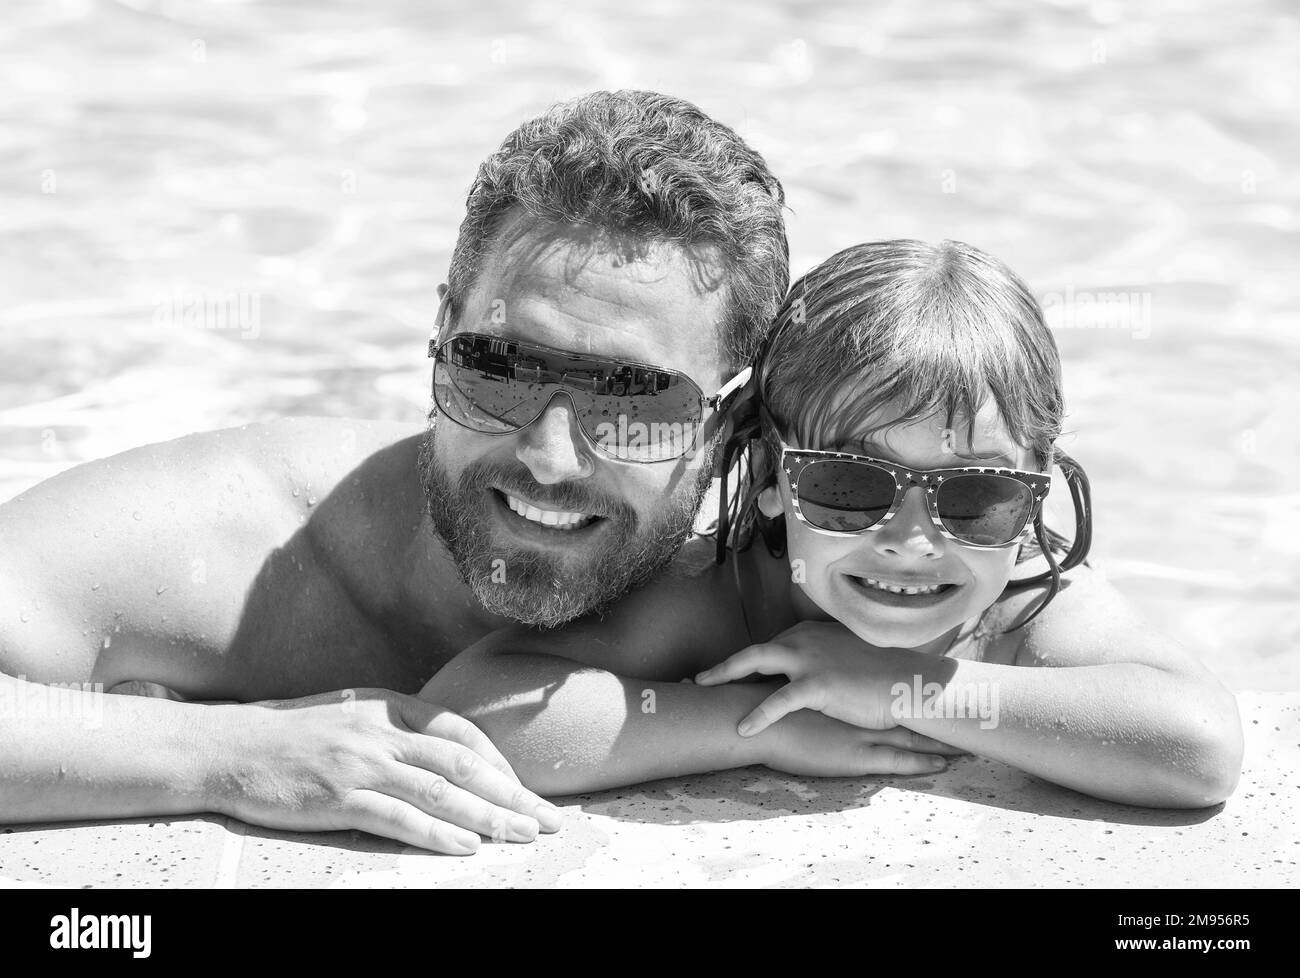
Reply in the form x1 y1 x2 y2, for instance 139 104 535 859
854 745 949 776
695 644 792 686
737 680 819 737
869 728 970 756
901 731 970 756
863 726 961 754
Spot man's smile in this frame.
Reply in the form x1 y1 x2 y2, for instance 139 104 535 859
502 491 598 531
489 488 609 542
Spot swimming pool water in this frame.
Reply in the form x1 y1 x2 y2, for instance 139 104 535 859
1 0 1296 689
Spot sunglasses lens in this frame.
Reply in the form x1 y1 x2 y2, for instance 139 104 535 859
434 358 542 432
435 336 703 460
796 460 897 532
583 372 704 462
937 475 1034 545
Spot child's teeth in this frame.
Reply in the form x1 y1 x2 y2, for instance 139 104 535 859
861 577 945 595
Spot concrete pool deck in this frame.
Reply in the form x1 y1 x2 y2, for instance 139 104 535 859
1 692 1294 888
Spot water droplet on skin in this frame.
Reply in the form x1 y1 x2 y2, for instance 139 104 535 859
157 585 168 595
307 496 317 506
132 511 142 521
292 488 300 498
20 610 29 622
93 530 100 538
91 583 100 591
102 635 112 649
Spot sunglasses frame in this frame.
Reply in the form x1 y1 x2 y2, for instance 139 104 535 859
428 331 752 462
779 444 1052 549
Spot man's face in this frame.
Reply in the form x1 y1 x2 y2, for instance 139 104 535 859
419 214 733 628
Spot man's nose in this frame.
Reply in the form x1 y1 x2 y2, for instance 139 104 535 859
870 486 944 559
514 392 596 484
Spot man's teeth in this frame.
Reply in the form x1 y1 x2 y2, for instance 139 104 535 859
858 577 950 596
505 494 594 530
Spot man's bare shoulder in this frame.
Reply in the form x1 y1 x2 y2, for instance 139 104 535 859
147 415 421 488
0 417 424 686
4 416 419 510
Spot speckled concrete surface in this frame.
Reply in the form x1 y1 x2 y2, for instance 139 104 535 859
2 692 1295 888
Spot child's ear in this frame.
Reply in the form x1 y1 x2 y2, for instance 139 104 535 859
757 484 783 518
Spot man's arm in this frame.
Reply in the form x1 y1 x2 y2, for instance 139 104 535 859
0 424 561 849
0 670 216 821
422 558 961 795
0 666 560 850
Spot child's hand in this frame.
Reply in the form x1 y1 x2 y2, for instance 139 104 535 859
761 708 960 777
695 620 922 736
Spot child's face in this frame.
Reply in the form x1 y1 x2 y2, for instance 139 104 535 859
759 397 1040 651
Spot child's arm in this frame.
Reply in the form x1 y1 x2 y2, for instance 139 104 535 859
699 565 1242 808
420 561 961 795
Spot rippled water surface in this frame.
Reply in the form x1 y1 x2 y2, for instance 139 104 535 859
1 0 1297 688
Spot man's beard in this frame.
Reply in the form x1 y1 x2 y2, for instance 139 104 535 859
417 417 717 629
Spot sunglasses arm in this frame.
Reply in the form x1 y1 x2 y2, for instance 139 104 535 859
705 366 752 409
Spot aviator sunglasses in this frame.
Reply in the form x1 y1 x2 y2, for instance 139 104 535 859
780 443 1052 548
429 331 751 462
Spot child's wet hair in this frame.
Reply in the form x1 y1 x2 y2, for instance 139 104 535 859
716 239 1092 627
760 239 1062 467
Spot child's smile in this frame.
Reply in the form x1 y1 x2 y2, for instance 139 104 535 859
843 574 961 604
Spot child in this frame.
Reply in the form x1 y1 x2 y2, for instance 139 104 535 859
425 240 1243 808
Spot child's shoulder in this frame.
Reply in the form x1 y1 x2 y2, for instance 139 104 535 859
979 560 1137 666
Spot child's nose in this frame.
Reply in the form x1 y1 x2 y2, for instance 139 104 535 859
869 485 945 559
514 393 597 484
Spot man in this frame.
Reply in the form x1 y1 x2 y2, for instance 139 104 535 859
0 90 797 853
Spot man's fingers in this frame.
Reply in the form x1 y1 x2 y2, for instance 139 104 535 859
382 767 540 844
695 644 792 687
398 735 563 834
404 700 520 783
738 681 818 737
344 790 481 855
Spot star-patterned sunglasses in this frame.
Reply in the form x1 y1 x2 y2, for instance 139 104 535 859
779 444 1052 548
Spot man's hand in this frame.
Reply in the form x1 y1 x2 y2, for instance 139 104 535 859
696 620 933 736
208 689 564 855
